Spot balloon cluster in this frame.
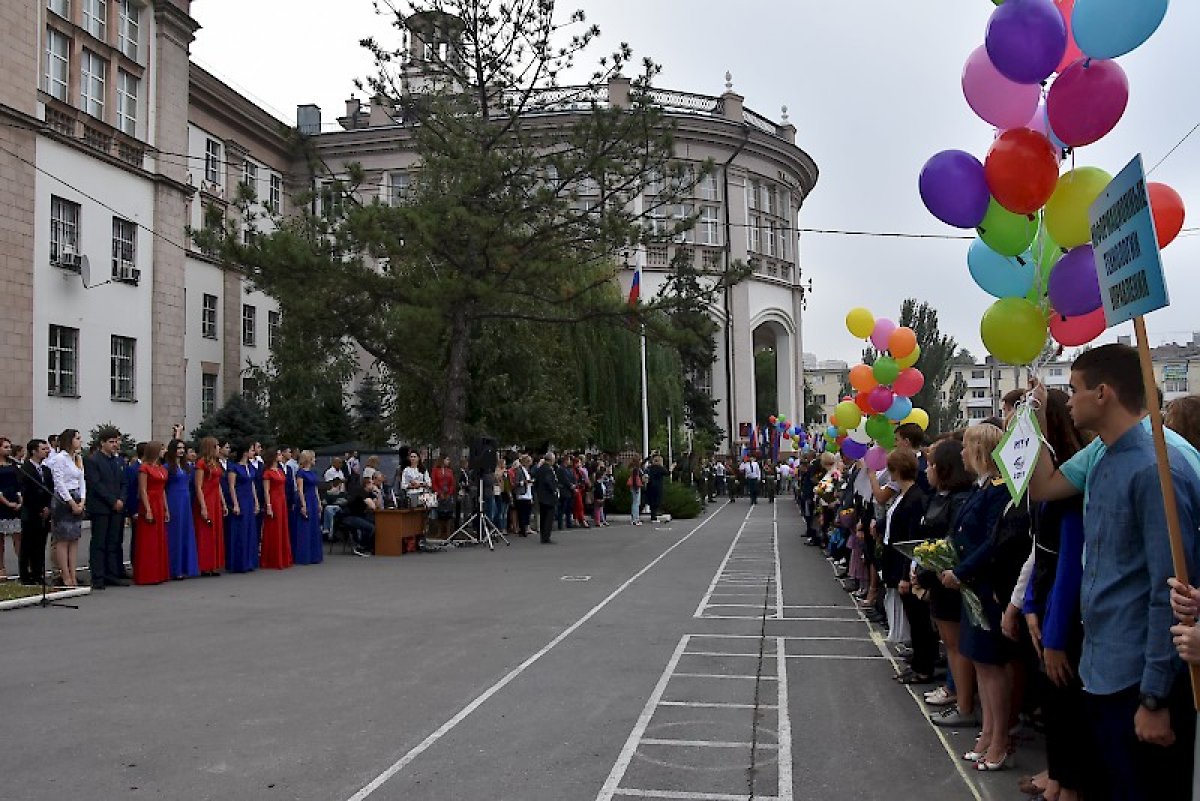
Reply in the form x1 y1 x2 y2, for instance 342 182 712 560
919 0 1184 364
825 308 932 463
767 413 807 445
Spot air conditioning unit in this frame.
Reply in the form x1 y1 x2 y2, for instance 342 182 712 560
56 252 82 272
116 260 140 283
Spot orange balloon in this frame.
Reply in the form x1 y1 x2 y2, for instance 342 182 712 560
849 364 878 392
887 327 918 359
1148 182 1185 249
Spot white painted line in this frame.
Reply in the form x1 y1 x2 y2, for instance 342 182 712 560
614 789 780 801
343 505 731 801
597 636 693 801
688 634 872 642
782 654 886 661
775 638 794 801
782 605 856 610
693 506 754 618
640 738 779 750
656 701 778 710
772 503 784 619
682 651 767 658
673 673 777 681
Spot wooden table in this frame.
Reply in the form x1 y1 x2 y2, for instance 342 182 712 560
374 509 427 556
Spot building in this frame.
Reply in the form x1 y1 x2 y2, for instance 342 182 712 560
802 353 848 426
3 3 818 453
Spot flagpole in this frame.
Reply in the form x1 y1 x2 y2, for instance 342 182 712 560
640 324 650 458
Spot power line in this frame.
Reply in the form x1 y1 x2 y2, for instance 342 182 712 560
1147 121 1200 176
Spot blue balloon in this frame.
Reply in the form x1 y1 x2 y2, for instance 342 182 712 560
968 238 1036 299
1072 0 1169 60
826 426 839 439
885 395 914 422
792 425 802 436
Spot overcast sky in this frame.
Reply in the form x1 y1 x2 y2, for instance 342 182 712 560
191 0 1200 364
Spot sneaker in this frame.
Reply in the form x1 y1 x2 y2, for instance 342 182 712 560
352 547 373 558
924 686 956 706
930 707 978 728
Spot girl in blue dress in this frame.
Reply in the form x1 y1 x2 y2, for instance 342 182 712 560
164 439 200 579
293 450 324 565
225 443 260 573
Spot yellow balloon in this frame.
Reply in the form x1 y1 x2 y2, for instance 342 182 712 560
896 343 921 369
845 307 875 339
834 401 862 431
901 408 930 431
1044 167 1113 249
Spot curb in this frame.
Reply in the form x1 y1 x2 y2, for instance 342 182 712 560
0 586 92 611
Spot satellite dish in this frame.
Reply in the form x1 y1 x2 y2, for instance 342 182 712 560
80 255 92 288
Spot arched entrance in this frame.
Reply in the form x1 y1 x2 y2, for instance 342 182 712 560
750 312 796 426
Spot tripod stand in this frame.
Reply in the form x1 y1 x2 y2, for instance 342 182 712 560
37 517 79 609
450 479 509 551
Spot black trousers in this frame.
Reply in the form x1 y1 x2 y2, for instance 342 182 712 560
899 590 937 677
88 511 125 584
19 513 50 583
515 498 532 532
1084 671 1195 801
538 503 555 542
1042 656 1088 792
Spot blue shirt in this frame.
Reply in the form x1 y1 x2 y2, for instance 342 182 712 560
1079 423 1200 698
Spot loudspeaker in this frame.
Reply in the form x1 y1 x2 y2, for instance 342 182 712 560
469 436 497 473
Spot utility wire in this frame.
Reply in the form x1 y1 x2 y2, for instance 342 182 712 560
1147 121 1200 176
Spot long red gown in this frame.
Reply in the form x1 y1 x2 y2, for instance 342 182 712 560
193 458 225 574
133 463 170 585
259 467 293 569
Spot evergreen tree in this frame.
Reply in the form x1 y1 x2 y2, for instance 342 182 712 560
353 375 394 448
191 395 273 446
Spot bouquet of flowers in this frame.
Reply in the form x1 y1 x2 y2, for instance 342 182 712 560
894 538 989 630
814 473 842 509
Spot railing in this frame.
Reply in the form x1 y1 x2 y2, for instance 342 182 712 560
645 88 724 115
743 108 779 137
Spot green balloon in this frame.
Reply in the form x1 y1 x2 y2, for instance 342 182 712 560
877 427 896 449
865 414 892 441
977 198 1038 257
981 297 1047 366
872 356 900 386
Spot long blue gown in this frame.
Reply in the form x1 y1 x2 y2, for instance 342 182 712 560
285 464 301 559
165 465 200 578
250 461 264 569
226 463 258 573
293 468 324 565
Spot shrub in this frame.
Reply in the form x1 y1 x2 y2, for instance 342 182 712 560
605 467 701 520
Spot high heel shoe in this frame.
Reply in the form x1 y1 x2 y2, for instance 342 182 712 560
975 753 1013 771
962 750 985 762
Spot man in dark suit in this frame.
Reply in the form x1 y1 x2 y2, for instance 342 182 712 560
533 452 561 544
85 427 128 589
18 438 54 585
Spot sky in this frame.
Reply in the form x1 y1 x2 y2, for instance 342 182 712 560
190 0 1200 364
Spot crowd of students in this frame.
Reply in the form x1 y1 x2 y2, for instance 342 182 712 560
797 343 1200 801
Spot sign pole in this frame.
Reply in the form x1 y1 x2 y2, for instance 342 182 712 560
1133 316 1200 712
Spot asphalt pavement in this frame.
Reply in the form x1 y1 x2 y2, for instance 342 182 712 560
0 498 1028 800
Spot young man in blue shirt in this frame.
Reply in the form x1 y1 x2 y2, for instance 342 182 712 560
1029 343 1200 799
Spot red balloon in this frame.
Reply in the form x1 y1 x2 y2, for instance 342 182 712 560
855 392 874 415
768 415 777 425
1148 182 1185 249
985 129 1060 214
1049 307 1105 347
1054 0 1083 74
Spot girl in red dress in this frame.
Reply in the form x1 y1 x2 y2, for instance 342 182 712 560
133 441 170 585
258 447 293 569
192 436 226 576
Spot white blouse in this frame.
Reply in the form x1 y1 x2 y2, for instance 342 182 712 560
47 450 85 503
400 466 430 491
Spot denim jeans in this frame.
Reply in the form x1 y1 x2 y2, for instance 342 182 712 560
341 515 375 551
630 488 641 522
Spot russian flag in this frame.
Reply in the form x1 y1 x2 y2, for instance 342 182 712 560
628 268 641 307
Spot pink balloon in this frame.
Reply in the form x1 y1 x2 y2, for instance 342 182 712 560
1049 307 1105 347
1046 59 1128 147
864 445 888 472
1054 0 1083 73
868 386 895 414
1023 102 1064 164
871 318 897 351
893 368 926 398
962 45 1042 130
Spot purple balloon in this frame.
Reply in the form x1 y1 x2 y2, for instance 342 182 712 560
841 439 869 462
868 386 895 414
1047 245 1102 316
919 150 990 229
871 318 897 351
1047 59 1129 147
986 0 1068 85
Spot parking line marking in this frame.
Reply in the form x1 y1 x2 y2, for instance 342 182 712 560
657 701 778 710
693 507 755 618
613 790 780 801
775 638 794 801
640 738 779 750
673 673 777 681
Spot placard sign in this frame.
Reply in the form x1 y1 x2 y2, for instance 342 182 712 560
992 407 1043 505
1088 154 1169 328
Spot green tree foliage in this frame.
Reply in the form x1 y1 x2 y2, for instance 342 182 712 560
191 394 272 446
353 375 393 448
87 422 138 456
754 347 777 425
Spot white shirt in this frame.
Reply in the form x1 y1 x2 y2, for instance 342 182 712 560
47 450 85 503
323 466 343 483
362 466 379 482
517 466 533 500
401 466 429 491
742 461 761 480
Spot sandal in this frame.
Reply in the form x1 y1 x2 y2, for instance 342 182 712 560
894 670 935 685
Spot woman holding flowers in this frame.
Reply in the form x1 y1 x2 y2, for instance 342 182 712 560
940 422 1013 770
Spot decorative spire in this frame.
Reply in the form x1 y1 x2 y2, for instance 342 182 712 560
781 105 789 124
724 71 733 92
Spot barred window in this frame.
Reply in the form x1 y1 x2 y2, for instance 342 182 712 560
48 325 79 397
110 335 136 400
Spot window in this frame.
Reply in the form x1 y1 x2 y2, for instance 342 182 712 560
204 138 222 186
268 173 282 212
83 0 107 41
388 172 409 206
969 408 991 420
1164 365 1189 394
242 160 258 194
48 325 79 397
764 223 776 257
268 310 280 348
971 369 986 379
320 182 344 219
201 293 218 339
80 49 106 119
762 184 775 216
646 208 668 237
643 169 663 195
110 335 135 400
577 175 599 196
111 217 135 276
748 180 760 210
698 171 719 201
117 0 138 59
48 0 70 19
201 373 217 417
748 214 761 252
50 196 81 265
242 304 256 347
699 205 721 246
116 69 137 136
780 226 790 261
813 394 827 406
43 28 69 101
971 390 987 399
672 203 694 243
241 376 258 399
1049 366 1064 377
